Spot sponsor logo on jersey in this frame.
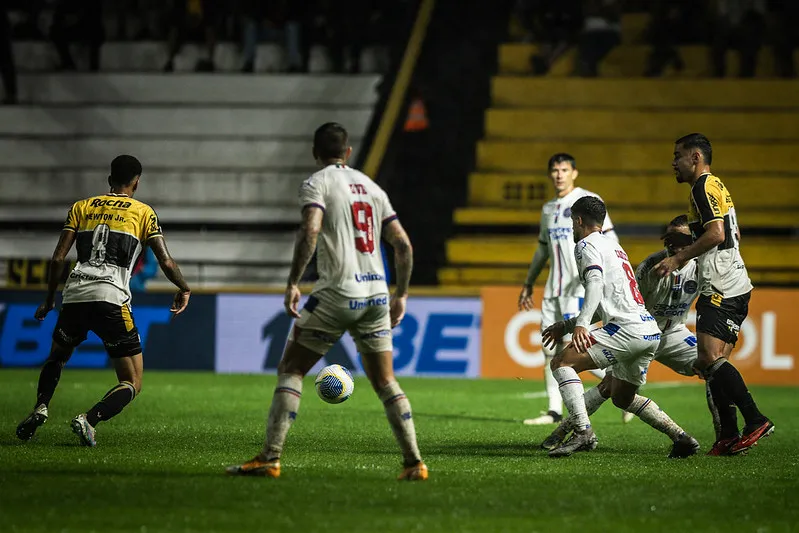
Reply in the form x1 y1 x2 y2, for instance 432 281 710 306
354 272 384 283
349 296 388 310
643 334 661 341
651 302 690 317
360 329 391 339
68 270 114 282
640 314 656 322
89 199 132 209
547 227 573 240
683 280 698 294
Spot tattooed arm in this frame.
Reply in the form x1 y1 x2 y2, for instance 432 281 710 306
284 205 324 318
149 236 191 315
34 230 77 320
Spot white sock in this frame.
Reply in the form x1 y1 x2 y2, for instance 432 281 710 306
589 367 606 380
544 354 563 415
261 374 303 460
560 386 608 433
551 367 589 430
378 381 422 466
627 395 685 442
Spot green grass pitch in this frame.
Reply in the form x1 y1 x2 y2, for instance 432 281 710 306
1 370 796 532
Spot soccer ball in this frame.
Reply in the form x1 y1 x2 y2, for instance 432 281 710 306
314 364 354 404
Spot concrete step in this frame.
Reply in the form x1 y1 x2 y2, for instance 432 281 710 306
491 78 799 109
0 170 308 207
485 108 799 141
16 73 380 106
12 41 388 74
0 138 331 169
476 140 799 174
0 106 373 138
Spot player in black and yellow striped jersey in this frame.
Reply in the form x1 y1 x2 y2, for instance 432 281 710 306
16 155 192 447
655 134 773 456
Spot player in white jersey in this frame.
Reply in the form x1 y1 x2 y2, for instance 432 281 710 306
518 153 618 425
227 123 427 481
541 197 699 458
541 215 718 454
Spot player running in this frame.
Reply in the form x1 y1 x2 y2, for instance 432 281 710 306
15 155 191 446
518 153 620 426
654 133 773 455
542 197 699 458
542 215 713 454
226 123 427 481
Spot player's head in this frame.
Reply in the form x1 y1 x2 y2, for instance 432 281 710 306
108 155 142 194
570 196 606 242
547 153 578 196
662 214 692 256
673 133 712 183
313 122 352 165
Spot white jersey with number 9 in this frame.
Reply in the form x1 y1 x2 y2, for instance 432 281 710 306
298 163 395 298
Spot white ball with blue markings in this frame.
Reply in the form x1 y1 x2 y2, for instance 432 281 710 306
314 364 354 404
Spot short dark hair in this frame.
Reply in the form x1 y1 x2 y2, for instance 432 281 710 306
667 214 689 227
313 122 349 160
109 155 142 186
548 153 576 171
571 196 606 226
675 133 712 165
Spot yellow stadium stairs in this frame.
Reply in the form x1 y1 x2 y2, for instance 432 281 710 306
440 12 799 287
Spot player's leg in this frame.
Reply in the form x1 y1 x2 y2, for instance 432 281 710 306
17 303 87 441
547 341 602 457
541 373 612 450
525 298 563 425
355 298 426 480
695 293 772 454
227 293 339 476
71 303 143 446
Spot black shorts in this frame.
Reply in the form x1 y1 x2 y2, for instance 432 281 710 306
53 302 142 358
695 291 751 346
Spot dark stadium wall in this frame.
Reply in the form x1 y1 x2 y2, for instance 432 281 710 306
362 0 513 285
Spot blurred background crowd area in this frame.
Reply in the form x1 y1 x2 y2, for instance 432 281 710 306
0 0 408 78
509 0 799 78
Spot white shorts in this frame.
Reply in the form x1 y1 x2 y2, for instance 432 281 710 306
653 325 698 377
542 296 582 356
586 323 660 387
289 289 392 355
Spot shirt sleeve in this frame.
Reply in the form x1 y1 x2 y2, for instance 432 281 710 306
574 240 604 282
298 175 326 212
63 202 79 232
691 177 725 226
380 190 398 227
143 206 163 241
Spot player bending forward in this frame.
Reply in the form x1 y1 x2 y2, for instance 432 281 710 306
542 215 708 456
541 197 699 458
518 153 617 425
16 155 191 446
226 123 427 481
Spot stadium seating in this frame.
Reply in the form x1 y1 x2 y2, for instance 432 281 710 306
441 13 799 287
0 56 381 288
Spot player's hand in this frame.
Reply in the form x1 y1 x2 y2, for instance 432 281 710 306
170 290 190 316
389 293 407 328
572 326 592 353
518 284 534 311
284 284 302 319
541 321 566 349
654 255 679 278
34 299 55 321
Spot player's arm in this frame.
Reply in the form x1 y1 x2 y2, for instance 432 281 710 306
149 236 191 315
35 229 77 320
284 205 324 318
655 182 724 277
383 218 413 328
519 211 550 311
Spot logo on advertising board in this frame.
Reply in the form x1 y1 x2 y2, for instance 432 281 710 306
214 294 482 377
481 287 796 385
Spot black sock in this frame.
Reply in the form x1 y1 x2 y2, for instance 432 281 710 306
86 381 136 427
707 374 739 439
712 360 766 427
36 360 64 408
